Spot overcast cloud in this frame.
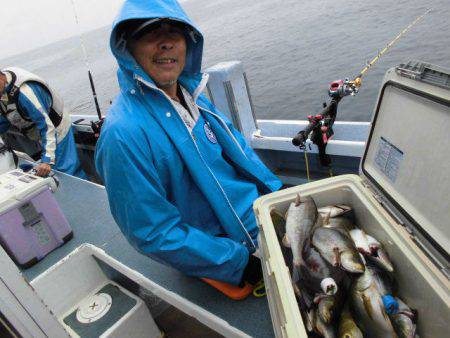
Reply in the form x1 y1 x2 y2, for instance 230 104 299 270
1 0 123 59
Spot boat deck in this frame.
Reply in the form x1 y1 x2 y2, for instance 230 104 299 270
21 172 275 337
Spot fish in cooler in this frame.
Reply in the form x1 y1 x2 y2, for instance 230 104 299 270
298 241 345 296
270 195 420 338
350 229 394 273
307 307 336 338
338 303 364 338
283 194 321 268
315 292 344 325
389 297 417 338
312 227 365 274
350 264 397 337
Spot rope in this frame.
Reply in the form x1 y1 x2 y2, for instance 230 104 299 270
304 150 311 182
252 280 266 297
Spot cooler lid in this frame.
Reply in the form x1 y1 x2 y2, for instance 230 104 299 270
361 61 450 264
0 170 56 212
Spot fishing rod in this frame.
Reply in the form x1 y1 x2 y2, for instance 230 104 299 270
292 8 432 170
353 8 432 89
70 0 103 130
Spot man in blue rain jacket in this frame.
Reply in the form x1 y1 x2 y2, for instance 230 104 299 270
0 68 86 178
95 0 282 285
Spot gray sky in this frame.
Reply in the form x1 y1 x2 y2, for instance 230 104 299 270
0 0 125 59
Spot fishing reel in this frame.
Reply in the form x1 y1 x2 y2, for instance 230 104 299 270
292 97 340 167
292 77 360 166
328 78 359 99
292 114 327 150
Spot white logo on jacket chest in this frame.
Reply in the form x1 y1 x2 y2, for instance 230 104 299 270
204 123 217 144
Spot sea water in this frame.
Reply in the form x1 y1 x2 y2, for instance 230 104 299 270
1 0 448 121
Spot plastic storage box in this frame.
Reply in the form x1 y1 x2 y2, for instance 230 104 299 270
31 244 161 338
62 281 161 338
254 61 450 338
0 169 72 267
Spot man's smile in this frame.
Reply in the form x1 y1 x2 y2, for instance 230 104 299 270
154 57 177 64
153 57 179 70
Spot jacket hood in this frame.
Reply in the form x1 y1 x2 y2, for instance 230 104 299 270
110 0 204 87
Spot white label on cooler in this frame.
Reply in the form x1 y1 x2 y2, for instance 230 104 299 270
32 220 51 246
375 137 404 183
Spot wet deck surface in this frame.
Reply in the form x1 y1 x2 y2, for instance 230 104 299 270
21 172 275 338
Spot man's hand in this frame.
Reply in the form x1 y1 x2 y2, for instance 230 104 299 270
34 163 52 177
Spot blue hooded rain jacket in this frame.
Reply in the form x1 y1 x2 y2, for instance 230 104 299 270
95 0 282 284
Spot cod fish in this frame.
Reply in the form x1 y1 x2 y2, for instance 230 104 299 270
390 297 417 338
351 268 397 338
338 304 364 338
299 243 345 295
319 205 352 218
283 194 320 267
307 307 336 338
349 230 394 273
312 227 365 273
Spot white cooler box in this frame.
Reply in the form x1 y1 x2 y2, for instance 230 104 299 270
254 61 450 338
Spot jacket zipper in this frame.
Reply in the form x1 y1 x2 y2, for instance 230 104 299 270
135 78 256 249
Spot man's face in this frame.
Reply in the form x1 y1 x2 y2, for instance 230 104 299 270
129 23 187 87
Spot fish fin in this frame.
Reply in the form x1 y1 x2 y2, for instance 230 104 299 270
362 293 375 320
282 234 291 248
333 247 341 267
295 194 301 207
